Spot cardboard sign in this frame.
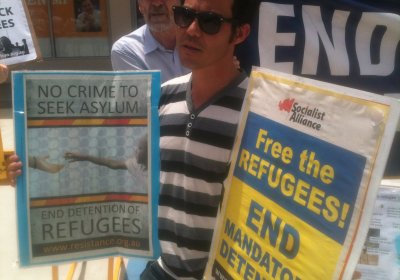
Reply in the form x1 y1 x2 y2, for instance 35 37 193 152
13 71 161 266
204 67 400 280
0 0 41 65
355 182 400 280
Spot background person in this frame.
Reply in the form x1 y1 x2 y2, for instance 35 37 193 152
111 0 188 82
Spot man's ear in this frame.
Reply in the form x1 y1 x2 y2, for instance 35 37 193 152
138 3 144 15
233 23 250 45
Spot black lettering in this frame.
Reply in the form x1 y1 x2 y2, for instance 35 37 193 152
132 219 141 234
81 219 94 235
97 218 109 233
42 224 54 240
37 102 46 114
56 222 67 238
7 19 14 28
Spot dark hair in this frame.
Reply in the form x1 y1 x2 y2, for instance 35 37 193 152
232 0 260 27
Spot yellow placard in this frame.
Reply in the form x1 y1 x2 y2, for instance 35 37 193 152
204 67 400 280
214 177 342 280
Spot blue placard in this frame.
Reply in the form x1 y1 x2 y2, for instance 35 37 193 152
13 71 161 266
233 112 366 244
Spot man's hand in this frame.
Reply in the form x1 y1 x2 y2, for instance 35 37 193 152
0 64 9 83
7 154 22 187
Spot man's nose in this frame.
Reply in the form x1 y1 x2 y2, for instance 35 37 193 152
186 18 202 37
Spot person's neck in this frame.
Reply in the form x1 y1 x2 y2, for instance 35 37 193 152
191 61 241 109
150 27 176 50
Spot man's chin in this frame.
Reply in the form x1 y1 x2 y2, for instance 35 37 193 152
181 59 202 70
148 23 174 32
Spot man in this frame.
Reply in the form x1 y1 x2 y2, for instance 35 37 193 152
111 0 188 82
140 0 259 278
8 0 259 277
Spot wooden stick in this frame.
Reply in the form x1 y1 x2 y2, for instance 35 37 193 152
66 262 77 280
51 266 59 280
108 257 114 280
113 257 123 280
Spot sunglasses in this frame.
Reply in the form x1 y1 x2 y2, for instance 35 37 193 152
172 5 233 35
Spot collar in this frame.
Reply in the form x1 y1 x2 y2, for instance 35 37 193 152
186 71 248 114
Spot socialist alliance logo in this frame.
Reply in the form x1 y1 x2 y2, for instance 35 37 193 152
279 98 326 131
279 98 294 113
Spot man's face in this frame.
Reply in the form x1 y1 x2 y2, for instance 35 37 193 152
139 0 177 32
175 0 238 70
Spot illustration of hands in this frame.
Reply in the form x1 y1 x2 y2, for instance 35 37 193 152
7 154 65 186
31 155 65 174
64 152 86 163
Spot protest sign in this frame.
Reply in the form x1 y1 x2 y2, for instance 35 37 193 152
236 0 400 176
0 0 40 65
13 71 160 266
237 0 400 95
355 182 400 280
204 67 400 280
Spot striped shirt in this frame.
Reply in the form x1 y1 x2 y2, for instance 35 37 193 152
158 72 248 279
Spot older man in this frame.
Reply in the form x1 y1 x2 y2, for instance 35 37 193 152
111 0 188 82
